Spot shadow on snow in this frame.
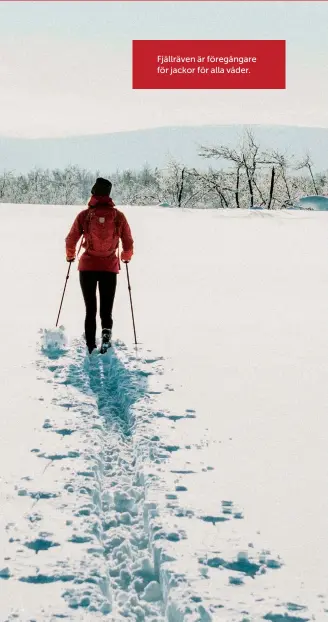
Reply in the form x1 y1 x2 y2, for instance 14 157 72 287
60 340 148 437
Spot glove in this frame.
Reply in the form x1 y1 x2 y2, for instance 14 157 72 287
121 250 133 263
66 257 75 263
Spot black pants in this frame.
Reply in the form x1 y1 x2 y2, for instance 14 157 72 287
79 271 117 348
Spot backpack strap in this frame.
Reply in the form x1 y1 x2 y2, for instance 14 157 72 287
82 210 93 251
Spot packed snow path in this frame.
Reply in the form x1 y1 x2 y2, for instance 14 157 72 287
3 338 170 621
0 335 291 622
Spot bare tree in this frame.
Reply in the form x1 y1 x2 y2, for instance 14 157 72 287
265 150 293 203
267 166 275 210
296 153 319 195
200 129 269 208
161 160 186 207
190 168 230 208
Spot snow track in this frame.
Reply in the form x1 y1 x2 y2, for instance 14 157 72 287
13 336 213 622
30 338 168 620
2 335 288 622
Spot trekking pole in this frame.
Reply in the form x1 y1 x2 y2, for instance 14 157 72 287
55 262 72 327
55 240 83 327
125 262 138 345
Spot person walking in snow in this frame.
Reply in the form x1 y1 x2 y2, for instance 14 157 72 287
65 177 134 355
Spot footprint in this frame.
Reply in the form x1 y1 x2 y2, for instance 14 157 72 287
263 615 310 622
163 445 180 453
55 429 75 437
171 470 195 474
37 451 80 461
0 567 11 579
24 538 60 554
68 535 93 544
19 574 75 584
200 515 229 525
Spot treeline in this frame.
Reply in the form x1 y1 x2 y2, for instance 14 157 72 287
0 130 326 208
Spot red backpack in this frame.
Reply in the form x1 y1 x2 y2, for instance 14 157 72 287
82 208 121 257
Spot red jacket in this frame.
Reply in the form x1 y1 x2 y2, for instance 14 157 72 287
65 197 134 272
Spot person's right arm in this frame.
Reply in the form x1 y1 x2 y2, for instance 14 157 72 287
120 213 134 262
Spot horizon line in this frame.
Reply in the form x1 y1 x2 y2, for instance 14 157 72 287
1 121 328 141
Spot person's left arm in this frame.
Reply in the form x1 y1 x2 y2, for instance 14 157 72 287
65 213 84 261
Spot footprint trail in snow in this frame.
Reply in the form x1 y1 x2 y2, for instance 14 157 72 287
1 332 290 622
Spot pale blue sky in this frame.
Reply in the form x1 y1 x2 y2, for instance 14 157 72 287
0 2 327 43
0 2 327 137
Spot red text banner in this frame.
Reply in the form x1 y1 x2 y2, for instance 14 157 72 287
133 40 286 89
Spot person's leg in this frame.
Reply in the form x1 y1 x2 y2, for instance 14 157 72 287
98 272 117 331
79 271 98 351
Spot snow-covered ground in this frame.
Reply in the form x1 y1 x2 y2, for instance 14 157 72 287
1 204 328 622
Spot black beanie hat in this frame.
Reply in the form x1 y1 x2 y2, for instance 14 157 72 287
91 177 112 196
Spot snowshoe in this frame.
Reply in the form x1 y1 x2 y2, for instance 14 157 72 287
100 328 112 354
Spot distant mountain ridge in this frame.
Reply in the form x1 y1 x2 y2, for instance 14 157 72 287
1 124 328 173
